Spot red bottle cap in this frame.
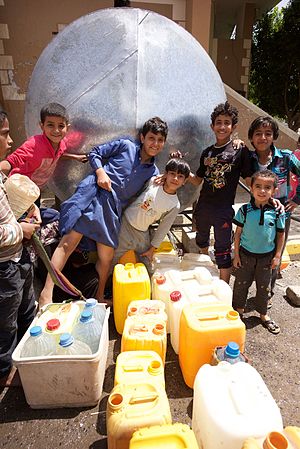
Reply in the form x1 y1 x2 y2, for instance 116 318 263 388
155 274 166 285
170 291 182 302
46 318 60 331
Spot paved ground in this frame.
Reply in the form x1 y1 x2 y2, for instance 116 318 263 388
1 258 299 449
1 185 299 448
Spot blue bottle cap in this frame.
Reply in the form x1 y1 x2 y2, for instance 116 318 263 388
85 298 97 308
30 326 43 337
225 342 240 358
59 333 74 347
80 309 93 323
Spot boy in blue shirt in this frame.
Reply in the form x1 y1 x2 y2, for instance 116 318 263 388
232 169 285 334
39 117 168 308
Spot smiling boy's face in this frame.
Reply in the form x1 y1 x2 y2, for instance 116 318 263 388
0 117 13 161
140 131 166 161
40 115 69 149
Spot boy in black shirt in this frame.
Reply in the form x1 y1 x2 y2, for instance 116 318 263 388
189 101 252 283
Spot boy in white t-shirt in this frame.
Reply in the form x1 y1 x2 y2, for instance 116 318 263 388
113 155 190 270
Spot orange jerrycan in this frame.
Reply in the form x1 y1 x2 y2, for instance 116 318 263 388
179 303 245 388
242 427 300 449
113 263 150 334
121 317 167 363
107 383 172 449
129 423 199 449
114 350 165 389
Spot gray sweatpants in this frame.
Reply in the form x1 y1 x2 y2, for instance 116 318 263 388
233 249 273 316
112 215 152 272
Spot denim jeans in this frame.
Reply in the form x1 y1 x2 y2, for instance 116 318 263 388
0 248 35 377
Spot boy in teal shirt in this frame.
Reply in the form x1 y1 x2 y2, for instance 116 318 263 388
232 169 285 334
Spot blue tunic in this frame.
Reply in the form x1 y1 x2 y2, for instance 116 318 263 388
59 138 159 248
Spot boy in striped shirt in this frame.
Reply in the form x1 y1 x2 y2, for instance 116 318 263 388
0 111 39 387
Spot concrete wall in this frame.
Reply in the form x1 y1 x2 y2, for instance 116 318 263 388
226 84 298 151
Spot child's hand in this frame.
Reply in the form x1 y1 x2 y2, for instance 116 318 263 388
232 138 244 149
20 221 40 239
285 199 298 213
140 246 156 262
96 168 111 191
153 174 166 185
271 255 281 269
23 203 42 224
233 255 242 268
269 198 285 214
75 154 88 163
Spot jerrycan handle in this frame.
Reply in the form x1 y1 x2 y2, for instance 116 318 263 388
123 364 144 373
129 393 158 405
197 313 220 321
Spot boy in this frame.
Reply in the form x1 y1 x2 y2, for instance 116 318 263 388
0 102 87 189
39 117 168 307
232 170 285 334
0 111 40 386
249 116 300 297
113 155 190 270
189 101 252 283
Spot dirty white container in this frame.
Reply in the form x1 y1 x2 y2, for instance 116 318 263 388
5 173 40 219
166 268 232 354
127 299 167 326
192 362 283 449
12 305 110 409
180 253 216 271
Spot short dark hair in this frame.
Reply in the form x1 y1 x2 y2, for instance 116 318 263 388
211 101 238 126
0 110 8 128
114 0 130 6
251 169 278 188
40 103 69 124
141 117 168 140
165 154 190 179
248 116 279 141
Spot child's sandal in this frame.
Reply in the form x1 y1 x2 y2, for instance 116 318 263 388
262 319 280 334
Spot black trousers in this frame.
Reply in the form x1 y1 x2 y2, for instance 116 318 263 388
233 249 273 316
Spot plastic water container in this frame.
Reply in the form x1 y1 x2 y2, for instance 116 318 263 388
56 333 92 355
168 290 188 354
107 382 172 449
72 309 102 353
180 253 215 271
179 303 246 388
127 299 167 326
211 342 248 365
192 362 283 449
4 173 40 219
129 423 199 448
20 326 56 358
242 427 300 448
114 351 165 389
113 263 151 334
36 302 81 337
84 298 106 324
121 318 167 363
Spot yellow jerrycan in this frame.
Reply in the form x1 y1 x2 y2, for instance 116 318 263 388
129 423 199 449
179 303 245 388
113 263 150 334
121 317 167 363
242 427 300 449
114 350 165 389
107 382 172 449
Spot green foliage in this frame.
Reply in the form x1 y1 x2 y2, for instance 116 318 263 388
249 0 300 131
